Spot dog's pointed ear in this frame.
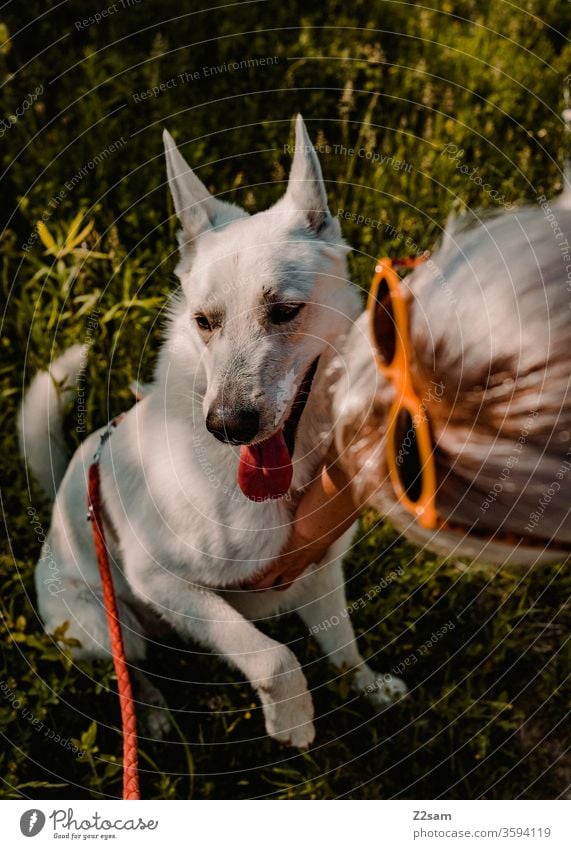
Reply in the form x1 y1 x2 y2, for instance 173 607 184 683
285 115 330 234
163 129 245 245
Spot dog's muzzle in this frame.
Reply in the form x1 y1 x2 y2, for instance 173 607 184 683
206 406 261 445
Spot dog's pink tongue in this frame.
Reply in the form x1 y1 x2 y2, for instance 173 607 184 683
238 431 292 501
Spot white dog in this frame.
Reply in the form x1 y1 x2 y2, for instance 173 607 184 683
20 116 406 748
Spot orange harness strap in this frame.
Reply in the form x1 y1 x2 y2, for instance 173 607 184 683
87 420 140 800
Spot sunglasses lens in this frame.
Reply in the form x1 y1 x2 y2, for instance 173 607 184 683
373 277 397 365
393 408 422 502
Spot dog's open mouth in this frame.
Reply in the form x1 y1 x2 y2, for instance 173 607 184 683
237 357 320 501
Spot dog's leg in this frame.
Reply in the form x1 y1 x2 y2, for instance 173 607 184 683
130 668 172 741
36 566 173 736
123 547 315 749
37 573 148 663
295 529 407 709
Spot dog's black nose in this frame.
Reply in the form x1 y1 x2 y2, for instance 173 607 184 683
206 406 260 444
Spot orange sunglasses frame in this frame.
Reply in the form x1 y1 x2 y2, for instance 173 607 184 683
367 256 438 530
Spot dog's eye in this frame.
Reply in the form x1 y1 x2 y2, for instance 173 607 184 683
269 303 304 325
194 314 212 332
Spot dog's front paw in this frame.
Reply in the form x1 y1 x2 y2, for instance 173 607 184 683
353 664 408 710
133 671 172 741
258 667 315 749
141 704 172 741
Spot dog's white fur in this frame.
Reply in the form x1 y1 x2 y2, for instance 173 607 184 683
20 116 405 748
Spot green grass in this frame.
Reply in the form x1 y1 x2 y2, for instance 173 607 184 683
1 0 570 799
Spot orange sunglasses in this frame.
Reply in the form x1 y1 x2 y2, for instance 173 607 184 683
367 255 438 530
367 257 571 553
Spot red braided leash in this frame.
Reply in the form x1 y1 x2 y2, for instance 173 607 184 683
391 253 430 270
87 421 140 800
